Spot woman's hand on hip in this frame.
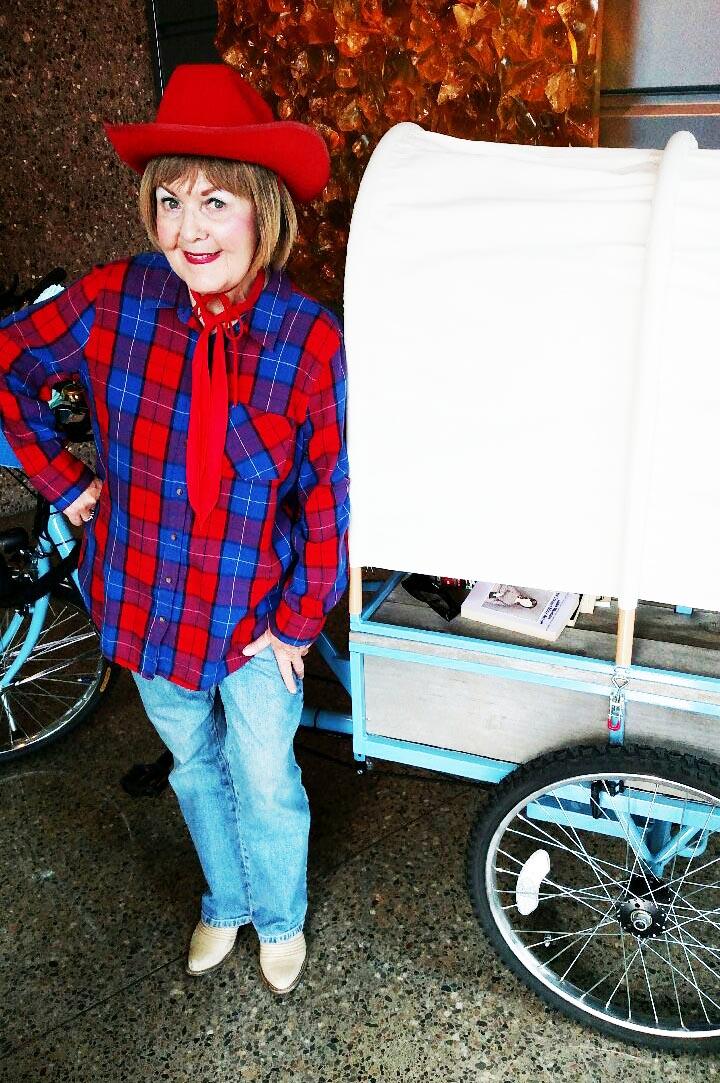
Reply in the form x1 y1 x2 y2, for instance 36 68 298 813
242 628 309 693
63 477 103 527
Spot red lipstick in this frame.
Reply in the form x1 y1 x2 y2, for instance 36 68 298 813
183 251 221 265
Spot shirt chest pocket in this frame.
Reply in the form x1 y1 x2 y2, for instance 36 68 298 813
225 402 296 484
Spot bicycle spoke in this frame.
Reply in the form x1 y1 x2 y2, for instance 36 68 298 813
664 852 720 897
612 932 639 1020
522 926 622 950
638 944 659 1027
0 590 107 757
667 901 720 939
678 880 720 898
516 812 631 877
663 929 720 963
669 796 690 887
670 932 720 989
9 691 45 731
511 817 629 883
496 883 611 907
651 932 718 1021
662 932 686 1031
546 793 616 908
542 913 614 969
495 848 610 918
559 915 617 981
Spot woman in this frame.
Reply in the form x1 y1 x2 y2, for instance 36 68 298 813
0 64 350 996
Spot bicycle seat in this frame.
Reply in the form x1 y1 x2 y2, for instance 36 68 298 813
0 526 29 555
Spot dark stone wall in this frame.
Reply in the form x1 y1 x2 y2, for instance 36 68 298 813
0 0 156 295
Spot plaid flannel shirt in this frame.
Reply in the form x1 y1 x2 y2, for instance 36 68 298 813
0 253 350 690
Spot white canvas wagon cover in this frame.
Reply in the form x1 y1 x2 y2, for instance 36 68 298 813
344 123 720 611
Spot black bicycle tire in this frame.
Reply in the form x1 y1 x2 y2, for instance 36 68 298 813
466 742 720 1053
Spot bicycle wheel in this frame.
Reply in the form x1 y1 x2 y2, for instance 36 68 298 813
467 744 720 1051
0 589 118 761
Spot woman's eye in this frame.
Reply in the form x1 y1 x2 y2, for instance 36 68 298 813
207 198 226 210
159 196 180 210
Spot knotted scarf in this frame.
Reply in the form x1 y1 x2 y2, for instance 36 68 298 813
186 268 265 528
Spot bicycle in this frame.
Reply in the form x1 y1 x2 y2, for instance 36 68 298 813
0 277 119 760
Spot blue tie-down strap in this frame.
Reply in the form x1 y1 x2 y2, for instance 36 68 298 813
0 423 22 469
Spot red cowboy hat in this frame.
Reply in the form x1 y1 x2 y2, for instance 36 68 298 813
104 63 330 202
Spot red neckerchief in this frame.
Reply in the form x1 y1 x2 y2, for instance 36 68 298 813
186 269 265 527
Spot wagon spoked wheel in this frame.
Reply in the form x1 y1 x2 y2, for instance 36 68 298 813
467 744 720 1052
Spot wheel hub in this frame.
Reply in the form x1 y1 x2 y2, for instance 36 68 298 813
616 872 671 938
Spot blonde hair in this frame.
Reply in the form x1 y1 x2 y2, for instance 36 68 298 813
138 155 298 281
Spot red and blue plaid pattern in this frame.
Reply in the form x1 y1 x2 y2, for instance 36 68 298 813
0 253 349 690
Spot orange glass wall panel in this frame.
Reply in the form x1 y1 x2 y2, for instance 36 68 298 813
217 0 602 310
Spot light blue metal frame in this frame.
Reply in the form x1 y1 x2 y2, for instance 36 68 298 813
346 570 720 876
350 572 720 737
0 504 87 691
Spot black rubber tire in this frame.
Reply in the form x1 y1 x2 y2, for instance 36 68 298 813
466 743 720 1053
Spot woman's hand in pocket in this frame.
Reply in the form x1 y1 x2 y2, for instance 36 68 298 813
63 477 103 527
242 628 309 693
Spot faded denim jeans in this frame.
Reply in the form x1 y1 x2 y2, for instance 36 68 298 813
131 646 309 944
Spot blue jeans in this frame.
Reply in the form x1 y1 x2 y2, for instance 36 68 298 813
130 646 309 944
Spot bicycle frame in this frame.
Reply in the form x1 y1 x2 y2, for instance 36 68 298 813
0 505 97 732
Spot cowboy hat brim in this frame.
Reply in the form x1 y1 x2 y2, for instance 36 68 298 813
103 120 330 202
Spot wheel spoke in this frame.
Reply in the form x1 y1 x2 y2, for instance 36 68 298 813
670 932 720 988
669 796 690 887
677 880 720 898
664 852 720 896
559 914 617 980
663 929 720 963
516 811 632 876
512 815 630 880
667 901 720 938
612 932 639 1020
665 804 720 895
596 778 670 913
645 933 716 1022
662 932 686 1031
495 848 610 918
497 883 612 907
638 944 659 1026
0 592 107 758
546 793 616 908
541 912 614 969
522 926 622 950
8 691 45 731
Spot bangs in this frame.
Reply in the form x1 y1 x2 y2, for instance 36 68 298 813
145 155 254 200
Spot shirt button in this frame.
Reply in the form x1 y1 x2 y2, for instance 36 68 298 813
159 616 166 623
170 533 177 541
165 576 172 584
176 487 184 496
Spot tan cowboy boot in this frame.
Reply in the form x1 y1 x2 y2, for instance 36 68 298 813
259 931 307 995
186 920 239 976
